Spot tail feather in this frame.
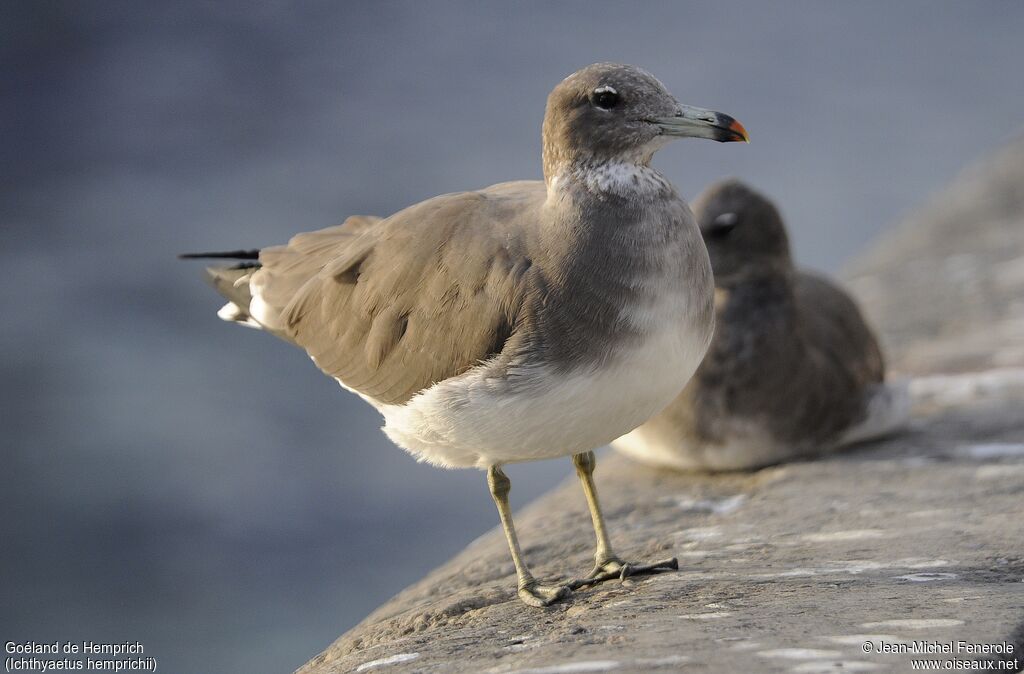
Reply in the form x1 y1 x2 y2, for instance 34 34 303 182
180 215 382 336
180 249 264 327
178 249 261 260
203 266 254 305
200 265 261 329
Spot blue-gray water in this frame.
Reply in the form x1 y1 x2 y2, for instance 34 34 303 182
2 2 1022 673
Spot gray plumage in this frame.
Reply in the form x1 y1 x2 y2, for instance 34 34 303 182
614 179 908 471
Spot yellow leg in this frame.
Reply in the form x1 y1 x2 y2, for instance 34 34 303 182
570 451 678 588
487 465 572 607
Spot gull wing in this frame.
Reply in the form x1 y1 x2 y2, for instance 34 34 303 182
267 182 545 405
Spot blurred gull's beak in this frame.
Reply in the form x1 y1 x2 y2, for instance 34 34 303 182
651 104 749 143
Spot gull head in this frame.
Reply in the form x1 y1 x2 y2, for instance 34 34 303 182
692 179 792 285
542 63 748 181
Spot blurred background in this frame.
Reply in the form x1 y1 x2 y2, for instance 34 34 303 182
2 2 1022 672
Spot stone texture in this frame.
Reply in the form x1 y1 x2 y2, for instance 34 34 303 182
298 138 1024 674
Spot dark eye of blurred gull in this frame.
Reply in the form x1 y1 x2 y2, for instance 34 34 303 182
714 212 738 227
709 212 739 237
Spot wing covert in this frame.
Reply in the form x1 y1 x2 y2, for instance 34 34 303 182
281 184 544 405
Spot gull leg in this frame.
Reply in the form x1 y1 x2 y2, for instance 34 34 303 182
487 465 572 607
569 450 678 589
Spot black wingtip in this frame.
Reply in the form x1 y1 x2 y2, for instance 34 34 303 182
178 249 261 261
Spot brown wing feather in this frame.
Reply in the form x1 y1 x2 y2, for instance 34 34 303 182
250 215 382 323
277 183 544 405
795 271 885 386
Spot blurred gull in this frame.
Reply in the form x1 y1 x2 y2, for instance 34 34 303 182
182 63 748 606
614 179 908 471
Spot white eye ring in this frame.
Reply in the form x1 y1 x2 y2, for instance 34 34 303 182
594 85 618 95
714 212 738 226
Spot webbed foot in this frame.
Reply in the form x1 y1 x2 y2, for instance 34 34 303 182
518 579 573 607
570 555 678 589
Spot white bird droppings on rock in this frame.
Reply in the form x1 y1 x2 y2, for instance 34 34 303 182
757 648 843 659
759 557 952 578
676 550 709 558
909 367 1024 407
958 442 1024 459
975 464 1024 480
821 634 907 646
894 572 959 582
906 509 953 518
791 661 882 673
668 494 747 514
634 655 691 667
860 618 964 629
941 596 984 603
673 526 724 541
802 529 888 542
504 661 620 674
677 611 733 619
355 653 420 671
728 641 763 651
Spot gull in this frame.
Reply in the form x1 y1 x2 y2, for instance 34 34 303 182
182 63 748 606
614 179 909 472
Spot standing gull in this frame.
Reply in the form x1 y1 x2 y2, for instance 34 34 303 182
614 179 908 471
182 63 748 606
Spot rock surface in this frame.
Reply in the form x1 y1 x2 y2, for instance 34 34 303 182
298 139 1024 674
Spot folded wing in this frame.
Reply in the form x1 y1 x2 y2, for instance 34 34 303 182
254 182 544 405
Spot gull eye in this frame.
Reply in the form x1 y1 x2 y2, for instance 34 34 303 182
707 212 739 238
592 86 620 110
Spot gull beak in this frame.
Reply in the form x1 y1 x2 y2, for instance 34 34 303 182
651 104 749 143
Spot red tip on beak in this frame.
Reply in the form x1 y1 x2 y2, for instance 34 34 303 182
729 118 750 143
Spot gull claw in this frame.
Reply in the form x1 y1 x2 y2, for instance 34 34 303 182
569 556 678 590
517 580 573 607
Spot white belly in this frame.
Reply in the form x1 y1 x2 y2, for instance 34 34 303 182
613 421 785 471
375 286 713 469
